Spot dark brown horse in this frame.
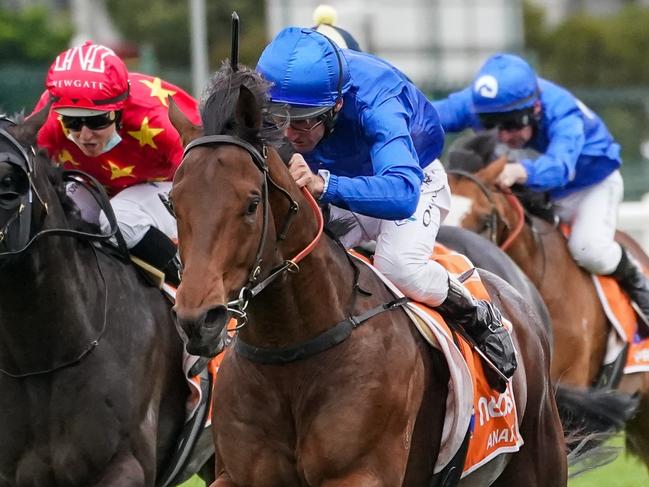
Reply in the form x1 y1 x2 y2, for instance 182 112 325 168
445 134 649 474
0 112 212 486
165 63 605 486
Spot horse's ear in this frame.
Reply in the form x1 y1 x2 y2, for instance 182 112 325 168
168 96 203 147
11 101 51 146
235 85 261 131
476 155 508 184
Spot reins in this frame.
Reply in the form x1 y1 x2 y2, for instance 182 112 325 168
498 188 525 251
0 128 124 378
447 168 525 250
182 134 408 363
182 135 324 326
0 244 109 378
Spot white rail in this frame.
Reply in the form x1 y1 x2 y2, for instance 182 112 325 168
619 194 649 254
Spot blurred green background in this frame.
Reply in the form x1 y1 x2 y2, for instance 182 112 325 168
3 1 649 198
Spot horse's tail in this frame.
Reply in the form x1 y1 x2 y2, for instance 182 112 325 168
554 384 638 477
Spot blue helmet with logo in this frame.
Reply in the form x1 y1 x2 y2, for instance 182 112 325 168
472 53 539 114
256 27 351 120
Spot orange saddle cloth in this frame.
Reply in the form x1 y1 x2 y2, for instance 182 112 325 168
350 244 523 477
558 224 649 373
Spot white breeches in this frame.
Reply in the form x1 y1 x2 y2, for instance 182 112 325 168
331 159 453 306
553 170 623 274
66 181 177 248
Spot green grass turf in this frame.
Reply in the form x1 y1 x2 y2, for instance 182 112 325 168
569 437 647 487
179 438 648 486
180 477 204 487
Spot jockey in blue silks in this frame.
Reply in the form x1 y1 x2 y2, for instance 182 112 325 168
257 27 517 384
433 53 649 324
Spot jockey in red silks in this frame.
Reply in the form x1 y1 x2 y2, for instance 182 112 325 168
31 41 201 285
257 27 517 384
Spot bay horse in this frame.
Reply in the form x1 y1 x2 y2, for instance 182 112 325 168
0 112 212 486
166 63 615 486
445 132 649 473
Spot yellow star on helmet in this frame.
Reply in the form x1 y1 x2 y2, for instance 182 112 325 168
128 117 164 148
103 160 136 180
139 77 176 106
58 149 79 166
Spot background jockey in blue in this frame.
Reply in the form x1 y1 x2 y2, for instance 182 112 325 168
256 27 517 382
433 53 649 324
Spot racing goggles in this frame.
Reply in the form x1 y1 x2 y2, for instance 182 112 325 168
60 111 117 131
269 113 326 133
286 117 325 133
478 108 534 132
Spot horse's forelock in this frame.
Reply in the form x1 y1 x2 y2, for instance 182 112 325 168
200 62 284 148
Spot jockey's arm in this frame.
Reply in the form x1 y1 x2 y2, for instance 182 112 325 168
319 98 426 220
521 113 585 191
431 87 477 133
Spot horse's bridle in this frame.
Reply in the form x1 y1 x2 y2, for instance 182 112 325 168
446 168 524 251
0 126 49 253
0 125 127 378
181 135 324 325
0 126 126 257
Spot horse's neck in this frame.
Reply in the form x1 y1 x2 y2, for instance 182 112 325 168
242 238 356 348
0 239 105 368
506 217 556 286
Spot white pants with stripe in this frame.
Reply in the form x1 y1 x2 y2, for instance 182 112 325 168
330 159 452 306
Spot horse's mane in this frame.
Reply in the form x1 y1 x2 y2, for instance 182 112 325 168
200 61 285 148
201 62 354 241
446 131 498 173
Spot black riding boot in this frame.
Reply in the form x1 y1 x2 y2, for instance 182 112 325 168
130 227 181 286
436 274 517 391
610 247 649 332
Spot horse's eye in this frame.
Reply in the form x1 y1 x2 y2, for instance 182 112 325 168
246 198 260 215
1 175 14 188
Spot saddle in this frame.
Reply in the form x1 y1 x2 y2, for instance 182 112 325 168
350 247 523 479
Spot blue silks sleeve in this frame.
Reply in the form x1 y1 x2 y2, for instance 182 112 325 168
431 87 475 133
319 97 425 219
522 113 585 191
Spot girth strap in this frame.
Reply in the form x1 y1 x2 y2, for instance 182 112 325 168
234 297 409 364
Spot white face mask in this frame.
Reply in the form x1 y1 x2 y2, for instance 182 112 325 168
99 130 122 154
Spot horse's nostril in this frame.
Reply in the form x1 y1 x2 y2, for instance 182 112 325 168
205 306 228 327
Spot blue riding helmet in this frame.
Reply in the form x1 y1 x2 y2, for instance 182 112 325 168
256 27 352 120
472 53 539 114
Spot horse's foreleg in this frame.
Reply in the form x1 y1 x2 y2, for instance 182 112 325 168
94 452 146 487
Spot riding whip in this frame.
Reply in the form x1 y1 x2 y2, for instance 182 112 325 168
231 11 239 72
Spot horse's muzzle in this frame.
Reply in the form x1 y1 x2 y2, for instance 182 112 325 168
173 304 230 357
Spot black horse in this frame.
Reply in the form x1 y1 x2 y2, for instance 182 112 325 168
0 109 212 486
